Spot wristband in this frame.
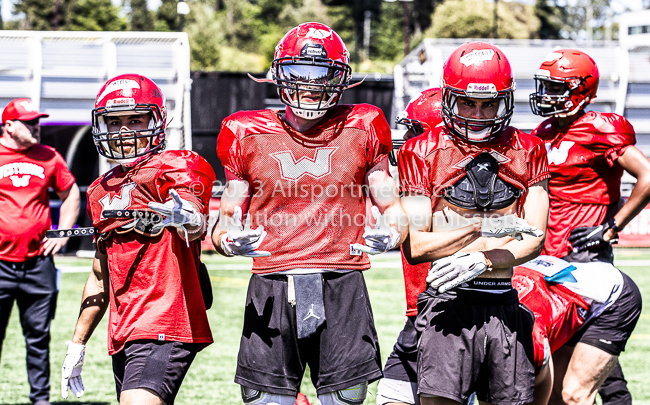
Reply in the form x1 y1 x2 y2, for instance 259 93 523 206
607 217 624 233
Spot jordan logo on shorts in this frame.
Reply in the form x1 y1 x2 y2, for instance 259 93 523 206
303 304 321 321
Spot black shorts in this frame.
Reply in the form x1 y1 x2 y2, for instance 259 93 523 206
112 340 198 405
235 271 382 396
566 271 642 356
415 286 536 405
383 315 418 383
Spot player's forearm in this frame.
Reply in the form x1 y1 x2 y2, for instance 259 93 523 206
615 172 650 229
484 235 545 270
382 202 409 246
211 226 229 256
58 183 80 229
405 224 481 264
72 268 108 345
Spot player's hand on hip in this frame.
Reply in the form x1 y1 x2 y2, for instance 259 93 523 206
42 236 69 256
351 206 400 255
568 223 616 252
426 252 489 293
221 206 270 257
61 341 85 399
481 214 543 241
149 189 203 246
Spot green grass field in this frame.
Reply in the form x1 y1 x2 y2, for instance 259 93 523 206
1 249 649 405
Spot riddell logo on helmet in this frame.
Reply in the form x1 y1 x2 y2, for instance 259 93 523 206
459 49 495 67
301 44 327 58
106 98 135 109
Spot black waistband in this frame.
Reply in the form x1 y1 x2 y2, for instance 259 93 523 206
461 278 512 290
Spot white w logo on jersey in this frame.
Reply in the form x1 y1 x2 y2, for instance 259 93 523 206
9 175 30 187
98 183 137 218
271 148 338 181
546 141 575 165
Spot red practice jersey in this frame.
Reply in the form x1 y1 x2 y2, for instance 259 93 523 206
531 112 636 258
396 126 550 315
217 104 391 273
87 150 215 355
513 266 589 370
0 142 75 262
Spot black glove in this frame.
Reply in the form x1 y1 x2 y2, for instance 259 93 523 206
568 218 619 253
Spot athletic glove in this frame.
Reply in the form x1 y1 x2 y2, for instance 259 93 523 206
568 220 618 253
351 206 400 255
149 189 203 247
221 206 270 257
426 252 489 293
481 215 543 241
61 341 85 399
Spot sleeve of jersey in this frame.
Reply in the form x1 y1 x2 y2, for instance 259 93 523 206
527 140 551 187
157 153 216 214
365 110 392 169
216 119 247 181
51 150 76 193
396 144 431 197
603 116 636 167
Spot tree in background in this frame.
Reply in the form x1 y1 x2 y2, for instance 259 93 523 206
68 0 127 31
14 0 63 30
128 0 154 31
156 0 179 31
535 0 566 39
426 0 540 39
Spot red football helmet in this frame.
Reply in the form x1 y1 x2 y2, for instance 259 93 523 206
396 87 443 136
272 22 352 120
529 49 599 117
92 74 167 167
441 42 515 142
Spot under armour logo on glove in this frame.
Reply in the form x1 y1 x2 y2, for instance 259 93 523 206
220 206 271 257
481 215 544 241
427 252 489 293
149 189 203 247
351 206 400 255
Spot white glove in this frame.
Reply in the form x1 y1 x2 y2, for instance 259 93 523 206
149 189 203 247
481 215 543 241
221 206 270 257
351 206 400 255
61 341 85 399
426 252 489 293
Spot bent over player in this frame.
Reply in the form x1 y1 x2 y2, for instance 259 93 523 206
212 22 407 405
60 74 215 405
529 49 648 405
396 42 549 405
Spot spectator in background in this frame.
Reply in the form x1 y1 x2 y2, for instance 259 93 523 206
0 98 80 405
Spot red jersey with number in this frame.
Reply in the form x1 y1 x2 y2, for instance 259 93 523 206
87 150 215 355
396 126 550 315
531 112 636 258
217 104 391 273
0 142 75 262
513 266 589 370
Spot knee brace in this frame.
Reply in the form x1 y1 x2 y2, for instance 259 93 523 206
319 382 368 405
240 386 296 405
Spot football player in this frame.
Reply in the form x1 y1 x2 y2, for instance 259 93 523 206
60 74 216 405
529 49 649 405
376 254 640 405
212 22 408 405
395 42 549 405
